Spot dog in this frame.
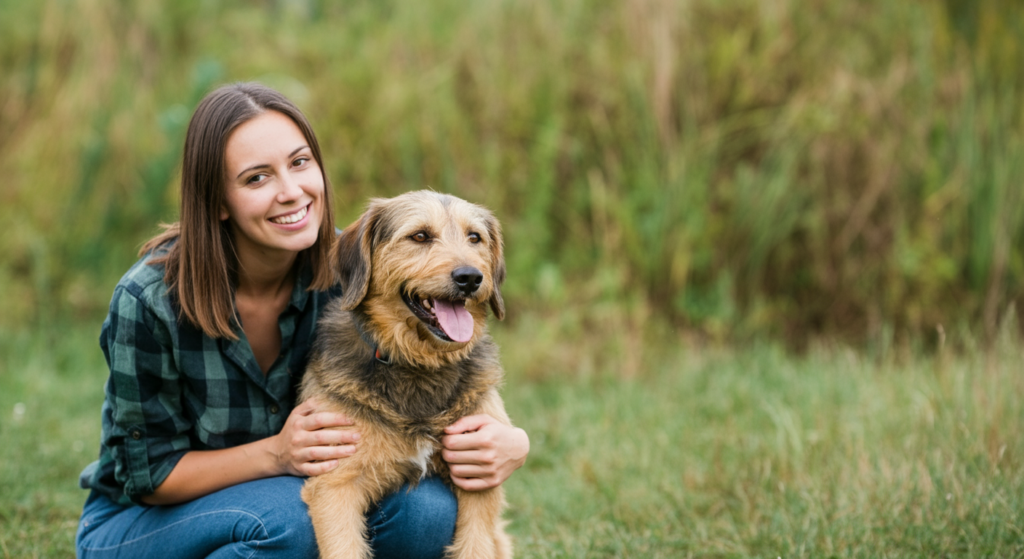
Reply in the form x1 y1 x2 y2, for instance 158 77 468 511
299 190 514 559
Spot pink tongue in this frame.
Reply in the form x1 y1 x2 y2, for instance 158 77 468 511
433 298 474 342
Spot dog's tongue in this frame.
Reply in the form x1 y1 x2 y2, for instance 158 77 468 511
433 298 474 342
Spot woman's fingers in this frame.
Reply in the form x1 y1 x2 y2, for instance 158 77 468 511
441 448 494 466
275 401 361 477
444 413 494 435
441 429 496 452
299 426 360 447
448 462 491 478
300 459 340 477
303 441 358 462
450 474 498 491
299 411 355 431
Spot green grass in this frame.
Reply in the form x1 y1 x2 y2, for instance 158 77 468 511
3 319 1023 558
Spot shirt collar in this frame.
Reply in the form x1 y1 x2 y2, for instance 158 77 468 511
287 260 315 313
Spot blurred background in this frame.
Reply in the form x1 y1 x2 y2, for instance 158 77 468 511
2 0 1023 349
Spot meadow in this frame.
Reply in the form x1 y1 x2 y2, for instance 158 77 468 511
3 319 1024 557
2 0 1024 557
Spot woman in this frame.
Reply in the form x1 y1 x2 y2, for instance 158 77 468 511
75 82 530 559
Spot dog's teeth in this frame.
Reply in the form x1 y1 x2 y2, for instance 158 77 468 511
422 299 432 310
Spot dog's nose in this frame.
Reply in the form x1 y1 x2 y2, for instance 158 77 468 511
452 266 484 295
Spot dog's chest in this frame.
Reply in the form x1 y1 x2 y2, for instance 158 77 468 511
405 437 439 479
372 362 477 425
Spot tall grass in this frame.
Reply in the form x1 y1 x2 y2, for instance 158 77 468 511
1 0 1023 343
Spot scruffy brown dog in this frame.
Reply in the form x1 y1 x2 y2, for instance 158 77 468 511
299 190 513 559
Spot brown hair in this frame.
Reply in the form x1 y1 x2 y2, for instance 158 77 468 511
141 82 336 339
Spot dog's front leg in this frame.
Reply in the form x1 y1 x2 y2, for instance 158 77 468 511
446 485 511 559
302 471 374 559
445 389 514 559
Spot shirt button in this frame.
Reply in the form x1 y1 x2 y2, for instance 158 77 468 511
130 430 142 440
270 404 280 415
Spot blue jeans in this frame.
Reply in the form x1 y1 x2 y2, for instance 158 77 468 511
75 476 457 559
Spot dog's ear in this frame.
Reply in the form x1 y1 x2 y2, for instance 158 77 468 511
484 212 506 320
334 204 380 311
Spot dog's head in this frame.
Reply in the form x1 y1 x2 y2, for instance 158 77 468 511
333 190 505 367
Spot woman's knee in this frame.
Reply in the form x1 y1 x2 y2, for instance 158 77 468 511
398 476 458 528
231 477 317 555
75 478 319 559
369 476 458 559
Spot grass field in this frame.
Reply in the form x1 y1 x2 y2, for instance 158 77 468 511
2 318 1022 558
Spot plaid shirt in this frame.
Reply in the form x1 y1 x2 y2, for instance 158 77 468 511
78 248 336 505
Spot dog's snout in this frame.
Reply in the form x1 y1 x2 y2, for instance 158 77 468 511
452 266 484 295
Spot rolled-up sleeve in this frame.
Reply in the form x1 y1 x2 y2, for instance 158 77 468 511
100 284 191 504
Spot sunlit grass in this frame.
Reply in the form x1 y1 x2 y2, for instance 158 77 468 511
0 325 107 559
496 319 1024 557
3 319 1023 557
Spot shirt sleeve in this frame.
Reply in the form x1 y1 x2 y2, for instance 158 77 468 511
100 284 191 504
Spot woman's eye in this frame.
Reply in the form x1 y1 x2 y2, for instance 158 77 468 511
246 173 267 185
468 232 482 244
411 232 430 243
293 157 310 168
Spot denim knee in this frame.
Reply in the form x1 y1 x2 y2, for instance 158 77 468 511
369 476 458 559
75 477 319 559
247 477 318 556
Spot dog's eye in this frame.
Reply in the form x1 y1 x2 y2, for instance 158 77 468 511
410 232 431 243
468 232 481 244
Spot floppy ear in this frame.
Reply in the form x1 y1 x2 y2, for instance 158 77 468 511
334 204 379 311
484 212 506 320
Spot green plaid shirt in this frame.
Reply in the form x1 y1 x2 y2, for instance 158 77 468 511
78 248 336 505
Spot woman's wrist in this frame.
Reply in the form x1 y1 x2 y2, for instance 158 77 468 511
249 434 289 477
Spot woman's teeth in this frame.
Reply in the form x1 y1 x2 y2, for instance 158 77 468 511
270 205 308 224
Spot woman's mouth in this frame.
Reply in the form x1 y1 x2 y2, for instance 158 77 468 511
269 204 309 225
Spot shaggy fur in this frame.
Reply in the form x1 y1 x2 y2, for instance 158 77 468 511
299 190 513 559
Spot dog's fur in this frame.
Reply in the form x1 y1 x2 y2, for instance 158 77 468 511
299 190 513 559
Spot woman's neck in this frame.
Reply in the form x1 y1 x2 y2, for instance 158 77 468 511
233 249 298 375
233 245 300 301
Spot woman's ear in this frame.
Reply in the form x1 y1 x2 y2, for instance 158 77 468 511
484 212 506 320
334 204 380 311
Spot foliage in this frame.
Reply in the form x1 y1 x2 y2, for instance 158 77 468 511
1 0 1024 344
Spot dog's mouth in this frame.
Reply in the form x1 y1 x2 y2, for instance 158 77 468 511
401 290 475 343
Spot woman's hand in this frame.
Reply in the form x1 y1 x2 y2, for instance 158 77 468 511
441 414 529 491
271 397 360 477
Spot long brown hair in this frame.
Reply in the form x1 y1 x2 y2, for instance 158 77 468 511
141 82 336 339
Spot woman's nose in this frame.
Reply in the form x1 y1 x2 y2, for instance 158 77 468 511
276 172 304 202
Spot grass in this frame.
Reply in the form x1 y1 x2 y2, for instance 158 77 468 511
2 318 1023 558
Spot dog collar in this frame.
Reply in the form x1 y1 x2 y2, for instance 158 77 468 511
351 313 391 365
374 346 391 365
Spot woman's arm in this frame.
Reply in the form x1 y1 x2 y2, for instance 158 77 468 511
440 414 530 492
141 398 359 505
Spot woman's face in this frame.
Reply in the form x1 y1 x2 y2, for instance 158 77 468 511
221 110 324 266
